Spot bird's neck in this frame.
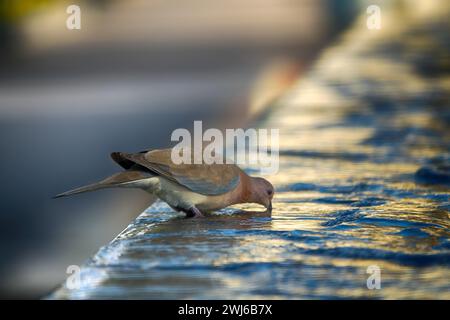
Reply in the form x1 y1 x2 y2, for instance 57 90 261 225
237 172 254 204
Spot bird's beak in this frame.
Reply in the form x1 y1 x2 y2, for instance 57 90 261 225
267 201 272 212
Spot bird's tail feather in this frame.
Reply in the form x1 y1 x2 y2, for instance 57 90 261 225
53 181 112 198
53 170 153 199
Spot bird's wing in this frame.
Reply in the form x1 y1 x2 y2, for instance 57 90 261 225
111 149 241 196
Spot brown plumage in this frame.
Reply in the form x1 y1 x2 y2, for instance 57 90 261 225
55 148 274 218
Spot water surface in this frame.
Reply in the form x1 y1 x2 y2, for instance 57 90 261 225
51 5 450 299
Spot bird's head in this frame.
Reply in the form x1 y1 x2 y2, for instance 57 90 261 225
249 177 274 211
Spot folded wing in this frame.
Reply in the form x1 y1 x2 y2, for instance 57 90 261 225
111 149 240 196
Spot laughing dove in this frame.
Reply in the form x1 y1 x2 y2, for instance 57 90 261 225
55 148 274 218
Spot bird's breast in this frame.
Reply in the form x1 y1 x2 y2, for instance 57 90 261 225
152 177 208 210
141 176 240 212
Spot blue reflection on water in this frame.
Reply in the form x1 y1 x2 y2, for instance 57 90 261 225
51 6 450 299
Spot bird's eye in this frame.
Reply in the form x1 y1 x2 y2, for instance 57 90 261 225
267 190 273 196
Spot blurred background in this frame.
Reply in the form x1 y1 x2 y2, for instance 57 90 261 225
2 0 444 299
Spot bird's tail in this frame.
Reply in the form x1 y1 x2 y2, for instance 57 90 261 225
53 180 114 198
53 170 153 198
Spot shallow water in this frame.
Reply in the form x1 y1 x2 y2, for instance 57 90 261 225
51 6 450 299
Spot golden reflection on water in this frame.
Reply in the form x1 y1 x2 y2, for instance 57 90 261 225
52 2 449 300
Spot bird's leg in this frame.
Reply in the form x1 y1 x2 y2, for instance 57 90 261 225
185 206 204 218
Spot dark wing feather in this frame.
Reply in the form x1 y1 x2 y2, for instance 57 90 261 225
111 149 240 196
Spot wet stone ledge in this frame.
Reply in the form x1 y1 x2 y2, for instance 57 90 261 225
51 4 450 299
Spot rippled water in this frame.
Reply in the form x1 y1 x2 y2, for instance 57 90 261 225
51 6 450 299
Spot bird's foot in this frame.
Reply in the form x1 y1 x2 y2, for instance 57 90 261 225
185 206 204 218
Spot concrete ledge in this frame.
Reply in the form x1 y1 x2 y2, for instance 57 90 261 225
50 3 450 300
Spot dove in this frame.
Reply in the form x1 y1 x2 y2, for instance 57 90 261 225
54 148 274 218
